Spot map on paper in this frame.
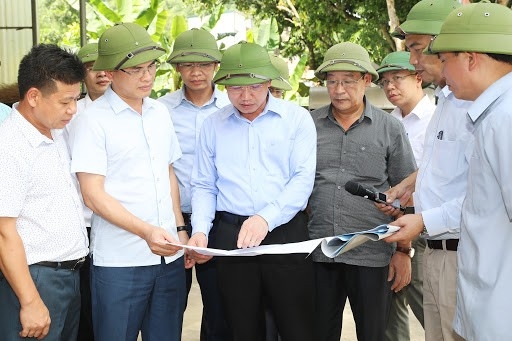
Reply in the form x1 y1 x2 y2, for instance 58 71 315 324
170 224 399 258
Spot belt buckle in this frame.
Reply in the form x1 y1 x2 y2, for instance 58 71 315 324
71 257 86 271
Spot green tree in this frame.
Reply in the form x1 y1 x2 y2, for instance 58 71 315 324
188 0 418 70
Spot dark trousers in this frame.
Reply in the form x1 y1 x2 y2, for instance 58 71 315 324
91 257 186 341
0 265 81 341
313 262 392 341
183 214 231 341
215 211 314 341
77 227 94 341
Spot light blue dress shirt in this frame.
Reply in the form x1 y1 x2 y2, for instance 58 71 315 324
158 86 230 213
455 71 512 341
0 102 11 123
191 94 317 236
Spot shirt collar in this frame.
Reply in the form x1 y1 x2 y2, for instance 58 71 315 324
468 71 512 123
104 85 155 115
11 102 60 147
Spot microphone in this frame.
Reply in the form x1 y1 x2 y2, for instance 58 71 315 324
344 180 404 211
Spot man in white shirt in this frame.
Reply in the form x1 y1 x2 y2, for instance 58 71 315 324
70 23 186 340
0 44 89 341
377 51 435 341
381 1 472 341
429 3 512 339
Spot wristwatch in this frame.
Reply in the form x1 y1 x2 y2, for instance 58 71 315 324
395 246 415 258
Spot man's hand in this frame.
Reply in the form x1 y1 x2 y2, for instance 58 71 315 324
187 233 212 264
19 297 51 340
388 252 412 292
143 226 183 257
177 230 196 269
384 214 424 244
237 215 269 249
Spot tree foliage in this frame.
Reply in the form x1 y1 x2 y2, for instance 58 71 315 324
188 0 419 69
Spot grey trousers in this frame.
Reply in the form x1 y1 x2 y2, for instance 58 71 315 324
384 237 426 341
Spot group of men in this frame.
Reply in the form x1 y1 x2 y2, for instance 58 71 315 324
0 1 511 341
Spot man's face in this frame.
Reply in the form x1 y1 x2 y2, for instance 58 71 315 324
325 71 370 116
439 52 472 100
83 61 110 99
108 60 157 102
379 70 422 109
405 34 444 86
35 81 81 131
226 81 271 118
176 62 217 93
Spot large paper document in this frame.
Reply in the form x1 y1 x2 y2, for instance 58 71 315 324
320 224 400 258
171 224 399 258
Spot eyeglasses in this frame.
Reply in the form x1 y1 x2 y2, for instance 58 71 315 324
377 74 416 88
269 87 285 96
177 62 215 70
119 61 160 77
324 74 365 89
225 83 266 94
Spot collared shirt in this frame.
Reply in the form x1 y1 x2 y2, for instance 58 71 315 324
309 97 416 267
71 86 183 267
65 94 94 227
0 102 11 123
390 94 435 166
191 94 317 236
158 86 229 214
414 86 473 239
454 71 512 341
0 105 88 264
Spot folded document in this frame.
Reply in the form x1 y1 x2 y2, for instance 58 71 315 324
171 224 399 258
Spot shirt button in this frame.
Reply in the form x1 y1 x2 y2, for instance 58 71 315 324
337 186 341 190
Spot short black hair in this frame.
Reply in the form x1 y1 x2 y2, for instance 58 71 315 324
18 44 85 98
487 53 512 66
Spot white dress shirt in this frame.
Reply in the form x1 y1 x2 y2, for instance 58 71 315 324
390 94 435 166
0 105 88 264
71 87 183 267
414 86 473 239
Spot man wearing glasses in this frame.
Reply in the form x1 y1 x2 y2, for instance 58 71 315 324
188 41 317 341
70 23 187 340
377 51 435 341
158 28 231 341
308 42 416 341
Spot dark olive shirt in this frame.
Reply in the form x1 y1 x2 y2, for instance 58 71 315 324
309 97 416 267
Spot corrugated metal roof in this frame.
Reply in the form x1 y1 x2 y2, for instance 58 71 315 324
0 0 35 84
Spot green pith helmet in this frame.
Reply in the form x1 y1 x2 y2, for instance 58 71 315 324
168 28 222 64
430 2 512 55
392 0 462 39
377 51 415 74
269 54 292 91
93 22 166 71
314 42 379 81
213 41 280 86
77 43 98 63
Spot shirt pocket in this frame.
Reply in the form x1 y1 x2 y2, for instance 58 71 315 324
429 139 467 183
345 140 387 181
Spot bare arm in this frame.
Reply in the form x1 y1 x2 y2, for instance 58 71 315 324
169 165 194 268
0 217 50 340
77 172 182 257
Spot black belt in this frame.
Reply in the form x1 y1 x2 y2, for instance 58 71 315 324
427 239 459 251
216 211 250 225
34 257 86 271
